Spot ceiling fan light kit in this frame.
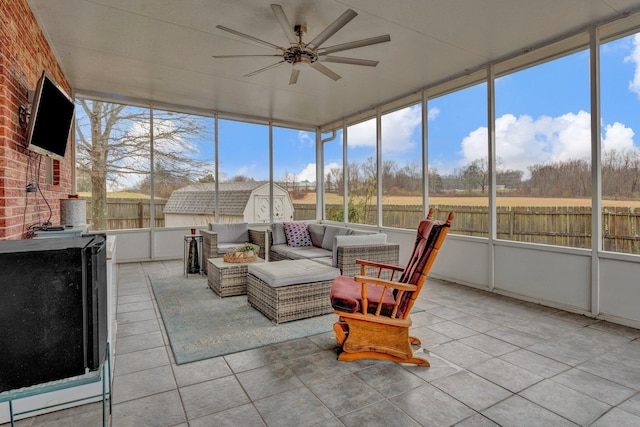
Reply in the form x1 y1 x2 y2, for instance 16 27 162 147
292 56 312 71
213 4 390 85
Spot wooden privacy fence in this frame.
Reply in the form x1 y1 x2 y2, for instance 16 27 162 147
295 204 640 255
83 199 167 230
82 200 639 254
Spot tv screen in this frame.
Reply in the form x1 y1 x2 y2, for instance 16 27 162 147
26 72 75 160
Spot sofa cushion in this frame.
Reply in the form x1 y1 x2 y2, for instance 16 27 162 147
321 226 353 250
332 233 387 267
308 223 325 247
283 222 312 247
310 257 333 267
208 222 249 243
271 223 287 245
280 246 331 259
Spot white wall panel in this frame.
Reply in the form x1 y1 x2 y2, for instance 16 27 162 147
599 257 640 327
430 236 490 289
154 228 196 260
107 230 151 261
494 244 591 312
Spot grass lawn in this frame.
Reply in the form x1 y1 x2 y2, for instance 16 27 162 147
296 193 640 208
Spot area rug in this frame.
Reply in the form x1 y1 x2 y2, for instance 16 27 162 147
149 272 335 364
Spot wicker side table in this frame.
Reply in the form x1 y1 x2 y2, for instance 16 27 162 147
207 257 264 297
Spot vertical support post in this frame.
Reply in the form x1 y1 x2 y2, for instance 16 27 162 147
149 106 156 258
590 26 602 317
269 121 274 224
487 65 497 292
315 128 323 222
376 107 383 227
214 113 219 224
342 120 348 224
422 91 429 216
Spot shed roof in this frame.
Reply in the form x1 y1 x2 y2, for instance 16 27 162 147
163 181 268 215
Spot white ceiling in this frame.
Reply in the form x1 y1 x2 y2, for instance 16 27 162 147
28 0 640 128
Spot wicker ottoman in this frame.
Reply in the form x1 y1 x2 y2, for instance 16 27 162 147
247 259 340 324
208 257 264 297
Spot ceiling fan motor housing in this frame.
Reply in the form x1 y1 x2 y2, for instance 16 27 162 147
284 47 317 65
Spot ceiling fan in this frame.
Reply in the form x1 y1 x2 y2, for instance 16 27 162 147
213 4 391 85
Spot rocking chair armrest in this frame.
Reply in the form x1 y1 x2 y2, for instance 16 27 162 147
353 275 417 292
355 259 405 272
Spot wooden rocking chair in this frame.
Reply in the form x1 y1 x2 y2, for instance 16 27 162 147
329 209 454 366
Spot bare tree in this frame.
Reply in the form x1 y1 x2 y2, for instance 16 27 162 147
603 148 640 198
76 99 207 230
428 167 443 194
462 158 489 193
328 166 343 194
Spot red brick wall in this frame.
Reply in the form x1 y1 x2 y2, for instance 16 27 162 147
0 0 73 239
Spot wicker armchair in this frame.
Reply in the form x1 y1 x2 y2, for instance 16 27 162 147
202 223 258 274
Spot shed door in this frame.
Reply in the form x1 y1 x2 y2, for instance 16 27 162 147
254 195 284 223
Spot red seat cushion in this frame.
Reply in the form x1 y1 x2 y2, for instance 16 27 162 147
330 275 397 316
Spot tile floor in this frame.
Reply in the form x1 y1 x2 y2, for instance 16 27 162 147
6 259 640 426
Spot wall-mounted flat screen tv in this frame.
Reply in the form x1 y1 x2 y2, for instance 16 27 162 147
26 71 75 160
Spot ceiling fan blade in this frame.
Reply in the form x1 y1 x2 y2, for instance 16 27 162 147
289 69 300 85
310 62 341 81
216 25 283 51
319 35 391 55
271 4 297 45
307 9 358 50
244 61 285 77
320 56 379 67
213 54 282 58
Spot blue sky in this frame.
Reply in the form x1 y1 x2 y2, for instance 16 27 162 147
81 32 640 190
271 32 640 183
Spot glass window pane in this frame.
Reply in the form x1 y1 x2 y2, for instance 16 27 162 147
428 83 488 235
218 119 269 223
323 129 344 221
381 104 423 229
347 119 377 225
495 51 591 248
75 99 150 231
601 32 640 254
273 126 315 222
154 109 214 228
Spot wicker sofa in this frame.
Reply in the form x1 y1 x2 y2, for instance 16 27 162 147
269 222 399 277
202 221 400 278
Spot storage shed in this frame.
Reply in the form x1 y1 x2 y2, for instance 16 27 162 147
163 181 294 226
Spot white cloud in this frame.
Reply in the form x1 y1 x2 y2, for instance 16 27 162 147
297 163 316 182
624 33 640 97
344 106 421 153
460 111 636 178
295 161 342 182
603 121 635 152
383 106 421 152
428 107 440 120
297 131 314 147
345 119 375 148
